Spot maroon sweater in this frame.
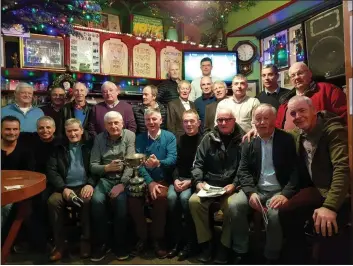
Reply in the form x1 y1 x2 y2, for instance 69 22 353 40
88 101 137 136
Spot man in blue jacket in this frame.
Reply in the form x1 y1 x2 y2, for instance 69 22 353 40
129 107 177 259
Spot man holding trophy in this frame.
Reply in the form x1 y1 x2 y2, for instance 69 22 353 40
90 111 135 262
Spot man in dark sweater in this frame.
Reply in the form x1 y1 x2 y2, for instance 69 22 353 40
88 81 136 136
256 64 288 110
133 85 167 134
167 109 201 260
157 63 181 107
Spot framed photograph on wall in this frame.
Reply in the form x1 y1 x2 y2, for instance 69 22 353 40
281 69 292 89
247 80 259 97
87 13 121 32
132 14 164 39
20 34 65 69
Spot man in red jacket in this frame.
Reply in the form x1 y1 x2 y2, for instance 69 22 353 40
275 62 347 130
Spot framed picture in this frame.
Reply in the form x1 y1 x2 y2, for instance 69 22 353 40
87 13 121 32
20 34 65 69
281 69 292 88
132 14 164 39
247 80 259 97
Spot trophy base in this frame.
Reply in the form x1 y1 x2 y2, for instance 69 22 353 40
127 177 146 197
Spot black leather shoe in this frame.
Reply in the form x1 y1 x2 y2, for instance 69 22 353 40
130 239 147 257
178 241 193 261
167 243 179 258
153 241 167 259
197 241 212 263
214 244 229 264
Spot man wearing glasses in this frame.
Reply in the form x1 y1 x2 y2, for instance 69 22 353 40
189 107 244 264
276 62 347 130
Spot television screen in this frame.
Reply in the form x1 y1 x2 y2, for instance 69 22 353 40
183 51 238 82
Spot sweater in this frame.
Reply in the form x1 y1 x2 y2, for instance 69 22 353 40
256 87 289 110
1 141 35 171
136 130 177 185
66 143 87 187
88 101 137 136
1 104 44 132
157 79 179 106
276 82 347 129
173 133 202 181
194 95 216 130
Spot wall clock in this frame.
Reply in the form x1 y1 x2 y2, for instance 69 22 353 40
233 41 257 75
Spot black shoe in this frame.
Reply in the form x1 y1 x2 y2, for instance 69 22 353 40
90 244 111 262
167 243 180 258
178 241 193 261
197 241 212 263
214 244 229 264
131 239 147 257
115 248 129 261
232 252 248 264
153 240 167 259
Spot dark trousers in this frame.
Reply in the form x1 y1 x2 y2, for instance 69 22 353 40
91 178 127 249
128 188 168 241
47 186 91 250
279 187 351 264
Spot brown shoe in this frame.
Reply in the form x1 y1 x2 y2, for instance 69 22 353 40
49 249 63 261
153 241 167 259
80 240 91 259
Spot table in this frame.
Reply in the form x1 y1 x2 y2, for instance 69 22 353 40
1 170 46 264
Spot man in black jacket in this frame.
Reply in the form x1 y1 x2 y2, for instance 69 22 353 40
157 63 181 106
47 118 96 261
230 104 298 264
189 107 244 263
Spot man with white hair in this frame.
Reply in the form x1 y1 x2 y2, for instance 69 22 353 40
90 111 135 262
1 82 44 132
230 104 298 264
157 62 181 106
276 62 347 130
88 81 136 136
189 107 244 263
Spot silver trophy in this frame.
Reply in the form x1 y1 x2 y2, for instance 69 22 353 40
124 153 147 197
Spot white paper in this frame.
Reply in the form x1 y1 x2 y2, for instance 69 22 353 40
349 78 353 115
348 1 352 12
4 185 23 190
197 183 226 198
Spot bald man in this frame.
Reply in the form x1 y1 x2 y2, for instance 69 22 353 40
157 63 181 106
276 62 347 130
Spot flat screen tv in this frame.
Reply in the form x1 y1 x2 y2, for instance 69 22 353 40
183 50 238 83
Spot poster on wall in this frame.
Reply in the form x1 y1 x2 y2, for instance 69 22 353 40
280 70 292 89
288 24 305 65
261 29 289 69
132 14 164 39
133 43 156 78
160 46 182 79
70 30 100 73
102 38 128 75
20 34 64 69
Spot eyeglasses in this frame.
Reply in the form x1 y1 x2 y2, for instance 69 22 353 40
216 118 235 124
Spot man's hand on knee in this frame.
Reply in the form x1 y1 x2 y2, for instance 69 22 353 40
80 185 94 199
313 207 338 237
109 184 124 199
62 188 74 201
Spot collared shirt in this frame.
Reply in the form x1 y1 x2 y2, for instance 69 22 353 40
296 81 316 96
265 87 280 96
148 129 161 140
106 100 119 109
257 134 281 192
179 97 191 111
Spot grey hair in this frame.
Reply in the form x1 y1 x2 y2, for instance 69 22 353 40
217 106 237 119
144 107 162 118
73 82 88 91
232 74 248 82
101 81 118 91
178 80 191 90
65 118 83 129
15 82 33 93
288 95 313 108
252 104 277 120
212 80 227 90
104 111 123 122
36 116 56 128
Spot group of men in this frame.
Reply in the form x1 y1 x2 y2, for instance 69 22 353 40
0 57 350 264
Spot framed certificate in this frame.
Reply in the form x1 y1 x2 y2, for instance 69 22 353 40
20 34 65 69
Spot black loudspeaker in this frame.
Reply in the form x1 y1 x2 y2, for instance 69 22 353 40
305 5 345 78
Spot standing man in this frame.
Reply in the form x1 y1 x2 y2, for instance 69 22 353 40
256 64 288 110
129 108 177 259
88 81 136 136
1 82 44 132
194 76 216 131
204 80 228 132
157 63 181 106
133 85 167 134
190 57 220 101
279 96 350 264
215 74 260 133
40 87 66 138
230 104 298 264
167 80 196 141
167 109 201 260
90 111 135 262
61 82 93 141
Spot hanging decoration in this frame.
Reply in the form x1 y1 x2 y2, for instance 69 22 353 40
1 0 108 36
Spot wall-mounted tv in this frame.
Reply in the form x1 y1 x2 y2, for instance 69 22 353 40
183 50 238 83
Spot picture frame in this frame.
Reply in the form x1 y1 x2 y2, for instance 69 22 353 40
87 13 121 32
281 69 292 88
247 80 259 97
20 34 65 70
131 14 164 39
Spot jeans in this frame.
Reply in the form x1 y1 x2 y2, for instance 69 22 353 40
167 184 195 244
91 178 127 249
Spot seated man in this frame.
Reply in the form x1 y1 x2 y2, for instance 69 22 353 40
129 107 177 258
189 107 244 263
47 118 96 261
167 109 201 260
279 96 350 264
90 111 135 262
230 104 298 264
